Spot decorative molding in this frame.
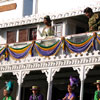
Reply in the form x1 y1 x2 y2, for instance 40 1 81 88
0 6 100 28
42 68 60 83
0 51 100 72
13 71 30 84
73 65 94 81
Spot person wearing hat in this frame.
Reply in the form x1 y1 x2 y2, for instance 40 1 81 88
94 80 100 100
2 81 14 100
29 86 43 100
62 84 75 100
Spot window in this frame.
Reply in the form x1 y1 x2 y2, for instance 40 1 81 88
19 29 28 42
29 28 37 40
54 23 62 37
23 0 33 16
7 30 16 43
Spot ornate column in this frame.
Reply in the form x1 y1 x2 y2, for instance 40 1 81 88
42 68 60 100
62 21 66 36
13 70 30 100
0 72 2 77
73 65 94 100
33 0 38 14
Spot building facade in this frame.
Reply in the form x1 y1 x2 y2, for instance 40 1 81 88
0 0 100 100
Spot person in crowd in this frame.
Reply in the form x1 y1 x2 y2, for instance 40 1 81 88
84 7 100 32
94 80 100 100
62 84 75 100
2 81 14 100
39 15 54 39
29 86 43 100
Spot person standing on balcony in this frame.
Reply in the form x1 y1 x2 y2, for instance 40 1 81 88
29 86 43 100
62 84 75 100
94 80 100 100
38 15 56 46
84 7 100 32
38 15 54 39
2 81 14 100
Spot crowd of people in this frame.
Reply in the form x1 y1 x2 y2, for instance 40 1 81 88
2 79 100 100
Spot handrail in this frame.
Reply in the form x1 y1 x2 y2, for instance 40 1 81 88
0 30 99 47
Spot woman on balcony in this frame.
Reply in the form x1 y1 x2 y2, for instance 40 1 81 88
41 15 54 38
2 81 14 100
62 84 75 100
38 15 55 46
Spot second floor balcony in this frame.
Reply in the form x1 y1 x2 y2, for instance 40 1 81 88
0 31 100 62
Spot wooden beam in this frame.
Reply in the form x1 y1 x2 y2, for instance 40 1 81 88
0 3 17 12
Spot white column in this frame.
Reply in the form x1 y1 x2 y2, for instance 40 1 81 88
0 72 2 77
33 0 38 14
47 68 53 100
62 21 66 36
13 70 30 100
79 65 85 100
16 29 19 42
17 0 24 17
42 68 60 100
73 65 94 100
37 24 41 39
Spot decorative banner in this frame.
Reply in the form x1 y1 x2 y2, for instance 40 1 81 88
0 47 6 56
35 40 61 56
65 36 94 53
0 32 99 61
8 44 33 60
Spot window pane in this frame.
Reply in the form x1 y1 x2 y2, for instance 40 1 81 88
29 28 37 40
7 31 16 43
19 29 28 42
54 23 62 37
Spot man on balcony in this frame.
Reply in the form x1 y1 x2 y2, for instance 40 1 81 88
84 7 100 32
29 86 43 100
94 80 100 100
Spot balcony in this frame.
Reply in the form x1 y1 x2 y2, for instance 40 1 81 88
0 31 100 100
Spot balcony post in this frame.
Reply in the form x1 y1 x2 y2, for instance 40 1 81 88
42 68 60 100
13 70 30 100
73 65 94 100
62 21 66 36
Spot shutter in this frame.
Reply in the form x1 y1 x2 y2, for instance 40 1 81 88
19 29 28 42
7 31 16 43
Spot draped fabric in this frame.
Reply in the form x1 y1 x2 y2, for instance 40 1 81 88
64 36 94 53
35 40 61 56
0 47 6 56
0 33 99 61
8 44 33 59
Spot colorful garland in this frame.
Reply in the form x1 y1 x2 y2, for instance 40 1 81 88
0 33 99 61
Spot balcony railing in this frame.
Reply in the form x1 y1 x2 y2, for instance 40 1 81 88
0 31 100 61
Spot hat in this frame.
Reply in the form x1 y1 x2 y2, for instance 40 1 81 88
30 86 39 91
5 81 13 92
94 80 100 84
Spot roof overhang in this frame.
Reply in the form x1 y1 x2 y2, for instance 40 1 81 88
0 6 100 28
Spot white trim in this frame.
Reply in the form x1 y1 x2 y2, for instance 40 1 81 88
16 29 19 42
0 6 100 28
